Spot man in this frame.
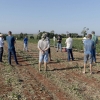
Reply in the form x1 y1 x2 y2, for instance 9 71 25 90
91 31 98 63
65 34 74 61
57 35 62 52
6 31 19 65
83 34 94 74
0 34 4 62
23 36 28 51
37 33 50 71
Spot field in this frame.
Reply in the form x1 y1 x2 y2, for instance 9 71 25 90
0 39 100 100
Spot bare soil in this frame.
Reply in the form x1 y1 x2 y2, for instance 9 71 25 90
0 41 100 100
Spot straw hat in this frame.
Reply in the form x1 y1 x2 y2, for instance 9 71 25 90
0 34 3 37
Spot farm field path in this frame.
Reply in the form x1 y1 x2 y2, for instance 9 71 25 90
0 40 100 100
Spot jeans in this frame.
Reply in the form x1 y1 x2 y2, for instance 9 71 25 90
92 48 96 62
0 47 3 62
67 49 74 61
8 48 18 64
57 43 62 51
23 43 28 51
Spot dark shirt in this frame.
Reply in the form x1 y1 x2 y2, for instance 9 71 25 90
6 36 15 49
57 36 62 43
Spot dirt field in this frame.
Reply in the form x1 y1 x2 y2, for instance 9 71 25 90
0 41 100 100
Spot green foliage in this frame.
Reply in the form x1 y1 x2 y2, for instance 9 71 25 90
30 36 34 39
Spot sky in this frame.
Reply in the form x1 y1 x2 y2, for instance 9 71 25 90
0 0 100 35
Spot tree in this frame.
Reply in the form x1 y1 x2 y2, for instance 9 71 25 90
81 27 89 37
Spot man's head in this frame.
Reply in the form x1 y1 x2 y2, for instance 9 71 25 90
8 31 12 35
68 33 71 37
91 31 95 34
41 33 47 39
87 34 92 39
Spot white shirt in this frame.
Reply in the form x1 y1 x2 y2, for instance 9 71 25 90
0 37 4 47
53 36 55 41
65 37 73 49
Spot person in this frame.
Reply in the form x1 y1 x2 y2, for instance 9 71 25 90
6 31 19 65
46 33 52 61
0 34 4 62
83 34 94 74
65 34 74 61
37 33 50 71
91 31 98 63
57 35 62 52
23 36 28 51
53 36 56 47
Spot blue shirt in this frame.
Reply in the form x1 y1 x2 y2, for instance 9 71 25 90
84 39 94 55
6 36 15 49
23 37 28 44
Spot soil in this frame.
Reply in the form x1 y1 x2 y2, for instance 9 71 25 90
0 41 100 100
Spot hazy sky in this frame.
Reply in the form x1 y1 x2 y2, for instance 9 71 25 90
0 0 100 35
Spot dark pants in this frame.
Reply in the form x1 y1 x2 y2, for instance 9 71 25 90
0 47 3 62
92 48 96 62
8 48 18 64
67 49 74 61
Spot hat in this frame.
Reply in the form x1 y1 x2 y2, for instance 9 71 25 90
0 34 3 37
41 33 47 39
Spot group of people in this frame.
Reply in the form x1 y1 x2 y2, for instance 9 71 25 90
38 31 98 74
0 31 28 66
0 31 98 74
83 31 98 74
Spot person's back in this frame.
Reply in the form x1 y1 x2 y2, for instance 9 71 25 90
24 37 28 44
6 35 15 49
66 37 73 49
84 39 94 55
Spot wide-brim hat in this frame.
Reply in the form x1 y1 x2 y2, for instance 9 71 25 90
0 34 3 37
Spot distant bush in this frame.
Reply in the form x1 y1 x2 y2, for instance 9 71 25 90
30 36 34 39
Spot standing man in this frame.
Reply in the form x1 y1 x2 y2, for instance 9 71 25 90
38 33 50 71
23 36 28 52
65 34 74 61
91 31 98 63
0 34 4 62
57 35 62 52
83 34 94 74
6 31 19 65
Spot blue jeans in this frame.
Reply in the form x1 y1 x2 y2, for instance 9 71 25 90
8 48 18 64
67 49 74 61
57 43 62 51
92 48 96 62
